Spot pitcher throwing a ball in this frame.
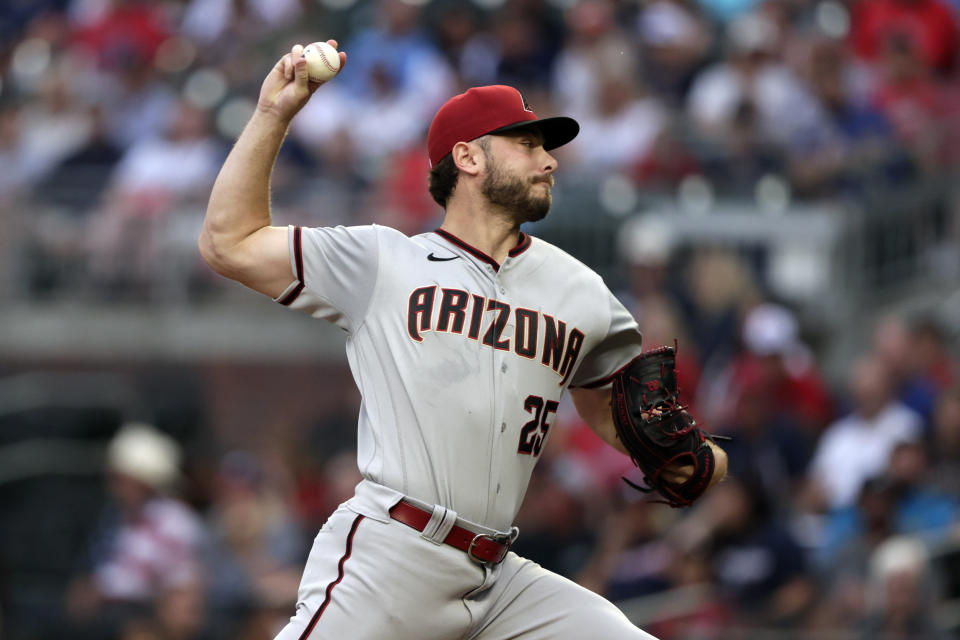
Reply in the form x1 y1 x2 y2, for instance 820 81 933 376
200 41 727 640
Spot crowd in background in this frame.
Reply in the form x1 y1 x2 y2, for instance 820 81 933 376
0 0 958 298
23 291 960 639
1 0 960 639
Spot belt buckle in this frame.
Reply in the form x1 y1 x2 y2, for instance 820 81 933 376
467 529 517 566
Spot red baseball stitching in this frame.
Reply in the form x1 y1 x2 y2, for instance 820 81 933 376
316 46 337 73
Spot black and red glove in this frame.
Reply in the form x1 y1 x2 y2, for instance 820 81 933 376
610 345 726 508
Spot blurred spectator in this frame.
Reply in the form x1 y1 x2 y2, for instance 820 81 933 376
886 441 958 540
629 119 701 188
849 0 960 75
34 104 122 212
675 248 759 373
551 0 640 122
564 74 667 173
26 105 123 295
87 99 221 295
929 386 960 499
340 0 453 109
810 477 899 628
181 0 302 44
18 70 95 183
577 498 677 600
682 476 815 627
697 98 786 195
511 463 596 578
204 450 305 638
704 303 833 434
434 5 495 86
819 442 958 570
488 1 562 92
107 99 219 198
805 357 922 510
70 0 171 68
910 317 956 388
618 217 677 307
858 536 947 638
295 0 454 175
714 367 811 507
369 145 439 234
66 423 205 636
873 315 955 427
872 33 958 169
789 38 911 198
0 0 66 43
686 12 821 149
93 47 178 149
0 106 32 202
636 0 712 104
103 582 207 640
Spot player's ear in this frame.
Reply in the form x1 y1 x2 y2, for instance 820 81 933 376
452 141 483 177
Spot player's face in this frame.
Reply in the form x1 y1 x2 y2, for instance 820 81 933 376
480 130 556 225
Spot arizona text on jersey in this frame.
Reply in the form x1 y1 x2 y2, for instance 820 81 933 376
274 224 643 531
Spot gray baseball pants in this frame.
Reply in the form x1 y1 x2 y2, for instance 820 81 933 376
273 480 656 640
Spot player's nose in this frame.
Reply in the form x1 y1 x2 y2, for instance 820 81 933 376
540 147 557 174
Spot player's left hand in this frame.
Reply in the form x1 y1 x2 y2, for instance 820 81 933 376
610 346 729 507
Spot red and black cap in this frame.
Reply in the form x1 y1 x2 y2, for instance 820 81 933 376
427 85 580 167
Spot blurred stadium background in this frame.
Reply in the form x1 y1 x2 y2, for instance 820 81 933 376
1 0 959 638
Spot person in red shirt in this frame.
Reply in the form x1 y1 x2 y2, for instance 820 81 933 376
704 303 833 433
849 0 960 74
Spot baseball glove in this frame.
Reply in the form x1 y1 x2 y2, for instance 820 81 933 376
610 345 725 508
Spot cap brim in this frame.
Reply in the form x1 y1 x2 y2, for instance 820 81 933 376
488 116 580 151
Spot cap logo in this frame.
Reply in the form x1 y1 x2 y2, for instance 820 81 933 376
517 90 533 113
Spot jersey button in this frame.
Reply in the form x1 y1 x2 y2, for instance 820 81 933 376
500 422 506 433
501 363 507 373
496 483 501 494
499 287 505 294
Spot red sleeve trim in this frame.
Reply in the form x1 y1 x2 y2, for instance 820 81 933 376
279 282 305 306
294 225 304 283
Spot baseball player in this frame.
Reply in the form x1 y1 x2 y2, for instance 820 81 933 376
200 42 726 640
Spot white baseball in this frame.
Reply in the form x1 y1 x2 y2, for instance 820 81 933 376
302 41 340 83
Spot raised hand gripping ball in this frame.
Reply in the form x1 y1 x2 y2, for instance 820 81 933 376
302 42 340 83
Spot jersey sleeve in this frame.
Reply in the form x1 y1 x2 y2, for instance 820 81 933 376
273 224 380 332
569 286 643 388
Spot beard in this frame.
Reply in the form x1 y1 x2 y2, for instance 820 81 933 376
480 154 552 225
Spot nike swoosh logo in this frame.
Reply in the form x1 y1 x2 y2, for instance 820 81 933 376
427 253 459 262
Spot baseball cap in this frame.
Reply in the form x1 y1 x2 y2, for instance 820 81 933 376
427 85 579 167
107 422 181 490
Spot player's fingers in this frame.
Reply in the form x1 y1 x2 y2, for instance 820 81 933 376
706 441 728 489
292 43 304 58
271 53 288 79
282 53 295 81
661 463 693 484
337 50 347 72
326 39 338 49
293 55 309 89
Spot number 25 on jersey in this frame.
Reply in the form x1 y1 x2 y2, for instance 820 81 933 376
517 395 558 457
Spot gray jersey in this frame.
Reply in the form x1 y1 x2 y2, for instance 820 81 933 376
274 225 642 530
